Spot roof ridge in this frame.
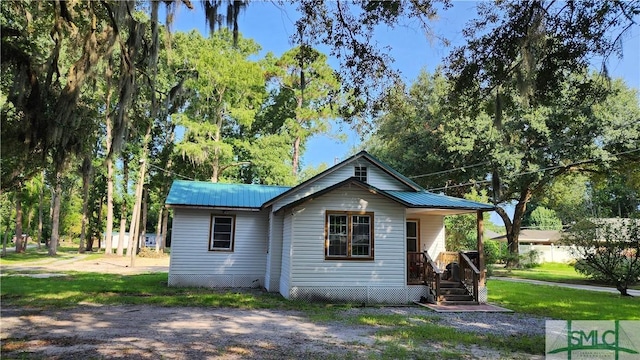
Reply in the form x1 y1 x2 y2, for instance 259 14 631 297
360 152 425 191
173 179 291 189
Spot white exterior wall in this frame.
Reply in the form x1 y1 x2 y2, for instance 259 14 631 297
273 159 412 211
279 214 293 299
283 185 429 303
411 214 445 259
168 208 269 288
265 211 284 292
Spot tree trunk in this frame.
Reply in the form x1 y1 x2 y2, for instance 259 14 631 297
211 111 222 183
155 207 163 253
292 136 301 176
79 157 92 253
88 194 104 252
105 144 115 255
496 188 533 267
211 156 219 183
161 207 169 252
25 205 32 251
37 171 44 249
14 184 24 253
2 223 9 257
129 123 152 265
117 154 129 256
495 206 514 263
105 153 114 254
616 284 631 296
49 172 62 256
104 55 115 255
509 189 532 265
140 187 148 248
129 160 147 266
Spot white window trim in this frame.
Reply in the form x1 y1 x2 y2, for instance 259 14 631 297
355 166 367 182
209 215 236 252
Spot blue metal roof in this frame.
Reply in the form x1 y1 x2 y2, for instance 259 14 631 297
166 180 291 209
386 190 495 210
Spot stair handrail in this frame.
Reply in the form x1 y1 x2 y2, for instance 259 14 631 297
422 251 442 303
459 251 480 303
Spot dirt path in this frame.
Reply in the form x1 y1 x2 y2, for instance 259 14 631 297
1 256 374 359
1 305 373 359
0 254 170 275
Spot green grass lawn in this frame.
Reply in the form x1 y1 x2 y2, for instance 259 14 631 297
0 246 103 264
488 278 640 320
492 262 585 282
0 272 311 310
491 262 640 290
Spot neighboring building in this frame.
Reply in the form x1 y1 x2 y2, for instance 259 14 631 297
165 151 494 304
101 232 158 249
490 229 574 263
101 231 130 250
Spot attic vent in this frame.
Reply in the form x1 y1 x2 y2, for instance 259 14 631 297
355 166 367 182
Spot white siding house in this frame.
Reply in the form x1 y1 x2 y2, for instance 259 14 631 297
168 209 269 287
166 151 494 304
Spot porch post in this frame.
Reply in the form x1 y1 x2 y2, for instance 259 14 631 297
476 211 485 286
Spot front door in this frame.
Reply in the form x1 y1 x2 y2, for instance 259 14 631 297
406 220 421 284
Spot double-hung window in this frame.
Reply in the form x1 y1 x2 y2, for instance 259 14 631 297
209 215 235 251
326 211 374 260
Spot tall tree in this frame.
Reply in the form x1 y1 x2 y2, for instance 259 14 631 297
444 0 640 264
294 0 446 123
371 71 640 267
267 46 341 176
173 30 265 182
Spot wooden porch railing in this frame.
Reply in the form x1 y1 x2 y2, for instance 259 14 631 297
459 251 480 303
407 251 442 302
422 251 442 302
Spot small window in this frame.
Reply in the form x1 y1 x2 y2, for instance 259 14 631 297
355 166 367 182
326 211 374 260
209 215 235 251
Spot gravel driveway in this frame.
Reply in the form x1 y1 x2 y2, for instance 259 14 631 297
1 254 546 359
1 304 546 359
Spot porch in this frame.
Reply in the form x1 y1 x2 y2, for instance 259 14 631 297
405 209 488 305
407 250 485 304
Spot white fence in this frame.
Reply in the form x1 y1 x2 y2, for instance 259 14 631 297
519 243 576 263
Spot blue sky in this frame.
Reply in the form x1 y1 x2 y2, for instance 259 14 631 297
172 1 639 170
171 2 639 223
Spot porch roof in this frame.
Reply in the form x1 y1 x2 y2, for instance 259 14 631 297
386 190 495 211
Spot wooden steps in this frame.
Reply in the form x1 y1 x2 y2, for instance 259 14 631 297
438 280 478 305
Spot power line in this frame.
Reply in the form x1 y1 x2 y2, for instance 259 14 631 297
148 163 194 181
408 161 491 179
425 148 640 192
